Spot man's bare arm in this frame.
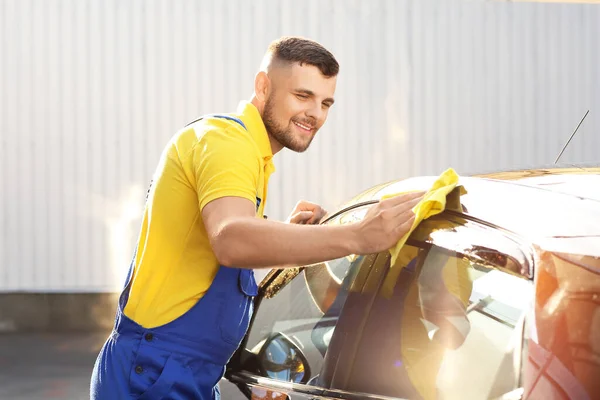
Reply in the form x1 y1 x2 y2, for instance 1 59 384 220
202 192 423 269
203 197 357 268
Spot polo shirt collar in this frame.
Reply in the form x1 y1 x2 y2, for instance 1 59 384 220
236 101 274 163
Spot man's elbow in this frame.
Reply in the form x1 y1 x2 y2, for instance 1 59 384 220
210 223 245 267
211 237 235 267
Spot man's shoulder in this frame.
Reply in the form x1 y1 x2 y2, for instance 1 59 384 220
172 116 259 163
180 115 252 144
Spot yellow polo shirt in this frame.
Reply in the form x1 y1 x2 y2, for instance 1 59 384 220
123 101 275 328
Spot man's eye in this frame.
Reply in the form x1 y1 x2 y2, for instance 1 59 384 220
296 94 308 100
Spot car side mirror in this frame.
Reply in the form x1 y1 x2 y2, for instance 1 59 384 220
257 332 311 384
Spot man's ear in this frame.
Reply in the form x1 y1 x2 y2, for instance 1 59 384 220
254 71 270 103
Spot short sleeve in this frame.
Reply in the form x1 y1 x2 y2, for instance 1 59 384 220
193 129 261 211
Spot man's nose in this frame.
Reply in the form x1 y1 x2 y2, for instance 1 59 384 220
305 101 325 124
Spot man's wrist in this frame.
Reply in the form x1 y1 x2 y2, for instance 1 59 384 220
338 223 362 255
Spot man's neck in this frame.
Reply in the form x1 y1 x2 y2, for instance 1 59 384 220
249 95 283 155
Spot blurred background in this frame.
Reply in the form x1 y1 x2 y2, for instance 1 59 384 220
2 0 600 294
0 0 599 398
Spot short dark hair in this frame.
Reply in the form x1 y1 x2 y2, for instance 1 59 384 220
267 36 339 77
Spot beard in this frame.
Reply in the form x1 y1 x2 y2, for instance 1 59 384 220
262 96 316 153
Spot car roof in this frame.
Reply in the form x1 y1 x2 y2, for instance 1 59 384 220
474 165 600 201
328 165 600 255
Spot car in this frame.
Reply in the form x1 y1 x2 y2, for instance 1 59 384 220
222 165 600 400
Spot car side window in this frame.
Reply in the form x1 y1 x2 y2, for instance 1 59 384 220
326 216 535 400
242 243 376 387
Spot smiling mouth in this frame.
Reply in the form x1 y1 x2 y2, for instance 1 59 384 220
293 121 314 133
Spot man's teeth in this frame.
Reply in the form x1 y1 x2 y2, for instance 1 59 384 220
294 121 311 130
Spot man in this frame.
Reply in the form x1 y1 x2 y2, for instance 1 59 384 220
90 36 423 399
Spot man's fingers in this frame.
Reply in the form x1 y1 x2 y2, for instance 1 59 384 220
290 211 314 224
295 200 320 211
389 197 422 217
394 213 416 236
288 201 326 224
306 215 320 225
307 208 327 224
381 191 426 208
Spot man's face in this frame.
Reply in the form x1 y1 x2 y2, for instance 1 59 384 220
263 63 337 153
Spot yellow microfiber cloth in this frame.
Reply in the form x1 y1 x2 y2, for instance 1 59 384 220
381 167 464 297
385 168 461 265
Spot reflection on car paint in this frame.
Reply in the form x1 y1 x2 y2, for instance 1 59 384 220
523 249 600 399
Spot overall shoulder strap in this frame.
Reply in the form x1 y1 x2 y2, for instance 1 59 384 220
185 114 247 130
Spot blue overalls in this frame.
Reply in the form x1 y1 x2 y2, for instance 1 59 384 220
90 116 259 400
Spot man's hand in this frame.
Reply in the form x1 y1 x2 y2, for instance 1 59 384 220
353 191 425 254
286 200 327 225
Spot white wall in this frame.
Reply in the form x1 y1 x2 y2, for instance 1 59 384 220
1 0 599 291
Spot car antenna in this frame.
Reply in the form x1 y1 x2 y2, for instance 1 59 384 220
554 109 589 164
